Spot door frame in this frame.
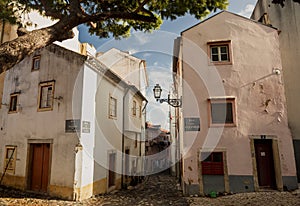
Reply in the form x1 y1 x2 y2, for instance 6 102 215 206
26 139 53 192
198 148 230 195
250 136 283 191
107 150 117 192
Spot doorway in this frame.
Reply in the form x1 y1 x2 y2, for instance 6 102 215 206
28 143 51 192
108 153 116 188
254 139 276 189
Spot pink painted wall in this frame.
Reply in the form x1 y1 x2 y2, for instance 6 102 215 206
179 11 296 185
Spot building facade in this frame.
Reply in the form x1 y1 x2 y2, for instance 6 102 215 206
173 11 298 196
0 43 147 200
251 0 300 183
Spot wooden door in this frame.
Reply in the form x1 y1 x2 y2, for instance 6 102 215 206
125 149 130 178
254 139 276 188
29 144 50 192
108 153 116 187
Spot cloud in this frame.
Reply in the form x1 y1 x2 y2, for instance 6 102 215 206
25 11 57 31
238 4 255 18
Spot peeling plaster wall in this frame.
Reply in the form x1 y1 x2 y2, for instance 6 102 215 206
251 0 300 183
180 12 296 192
0 44 85 198
252 0 300 141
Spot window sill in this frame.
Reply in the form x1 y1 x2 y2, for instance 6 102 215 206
8 111 18 114
108 116 117 120
209 123 236 127
208 61 232 66
38 107 53 112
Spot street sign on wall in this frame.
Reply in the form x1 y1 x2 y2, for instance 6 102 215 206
65 119 81 133
184 117 200 131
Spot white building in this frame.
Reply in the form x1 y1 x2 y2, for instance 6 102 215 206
0 42 147 200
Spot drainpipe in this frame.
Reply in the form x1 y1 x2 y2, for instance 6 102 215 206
140 100 147 177
121 87 130 189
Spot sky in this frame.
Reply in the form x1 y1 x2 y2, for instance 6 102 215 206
78 0 258 130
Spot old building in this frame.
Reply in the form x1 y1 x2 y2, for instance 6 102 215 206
0 42 147 200
173 11 298 196
97 48 148 93
251 0 300 183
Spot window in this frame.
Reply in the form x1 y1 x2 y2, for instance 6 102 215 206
201 152 224 175
9 93 19 113
3 146 17 174
32 56 41 71
207 41 232 64
132 100 137 116
139 105 142 118
135 133 138 148
109 96 117 118
38 81 55 111
208 98 236 127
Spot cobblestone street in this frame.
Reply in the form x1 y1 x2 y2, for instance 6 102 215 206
0 173 299 206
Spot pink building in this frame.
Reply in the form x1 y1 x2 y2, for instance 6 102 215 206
173 11 298 196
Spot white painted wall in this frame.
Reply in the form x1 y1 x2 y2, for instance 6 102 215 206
0 44 85 190
76 65 98 196
97 48 148 92
93 72 124 181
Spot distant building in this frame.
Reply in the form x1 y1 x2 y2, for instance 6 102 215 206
173 11 297 196
145 123 171 174
251 0 300 183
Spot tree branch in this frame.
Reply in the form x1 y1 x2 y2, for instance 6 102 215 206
40 0 64 19
85 11 157 24
70 0 82 15
134 0 152 13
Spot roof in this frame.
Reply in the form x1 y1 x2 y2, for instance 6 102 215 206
97 48 145 68
97 47 149 88
181 10 277 35
86 56 147 102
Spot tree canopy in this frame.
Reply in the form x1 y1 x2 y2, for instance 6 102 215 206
272 0 300 7
0 0 228 73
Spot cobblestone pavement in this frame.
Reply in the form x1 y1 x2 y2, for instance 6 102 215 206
0 174 299 206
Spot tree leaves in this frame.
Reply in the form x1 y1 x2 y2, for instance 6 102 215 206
272 0 300 7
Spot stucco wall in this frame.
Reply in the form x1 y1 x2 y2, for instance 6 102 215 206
0 45 85 197
180 11 296 189
251 0 300 142
93 73 124 182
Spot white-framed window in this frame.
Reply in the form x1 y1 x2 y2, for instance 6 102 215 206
32 55 41 71
3 146 17 174
211 45 229 62
8 93 19 113
207 41 232 65
109 96 117 118
38 81 55 111
208 98 236 127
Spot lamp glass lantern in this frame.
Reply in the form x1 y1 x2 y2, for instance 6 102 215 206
153 84 162 99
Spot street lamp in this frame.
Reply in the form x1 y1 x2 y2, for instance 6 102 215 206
153 84 182 107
